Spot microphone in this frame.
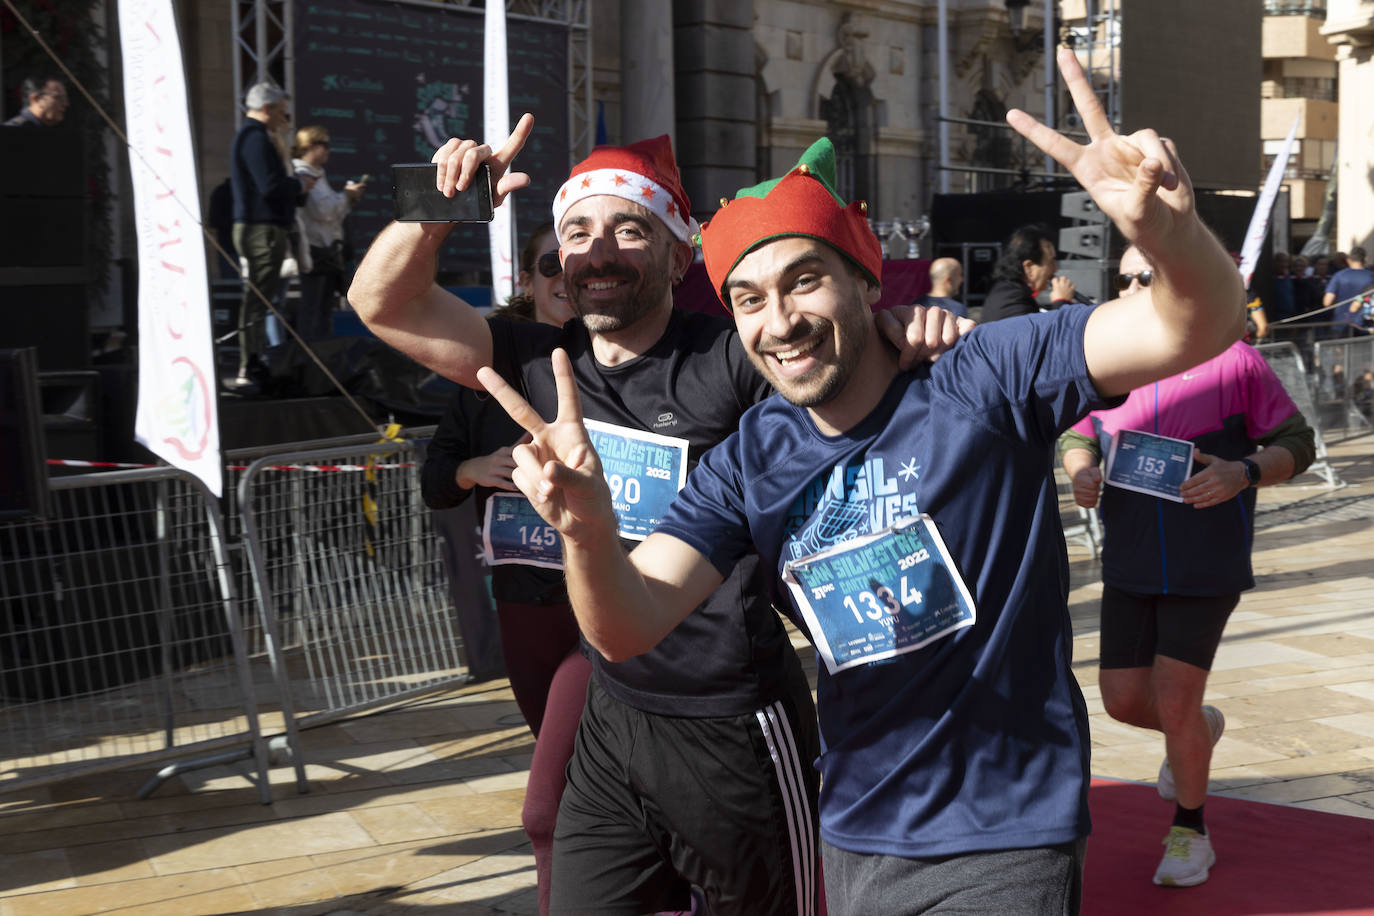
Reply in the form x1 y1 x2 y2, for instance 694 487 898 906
1071 291 1096 305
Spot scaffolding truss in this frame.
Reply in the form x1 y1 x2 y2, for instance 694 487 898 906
229 0 592 159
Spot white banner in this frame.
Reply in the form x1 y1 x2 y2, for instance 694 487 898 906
1238 114 1300 290
485 1 516 304
120 0 221 495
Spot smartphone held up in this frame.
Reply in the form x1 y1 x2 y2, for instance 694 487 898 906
392 162 494 223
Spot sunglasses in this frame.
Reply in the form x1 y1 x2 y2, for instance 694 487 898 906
1115 270 1153 290
536 251 563 278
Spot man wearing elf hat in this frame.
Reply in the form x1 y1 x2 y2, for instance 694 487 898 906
351 123 963 914
479 49 1245 914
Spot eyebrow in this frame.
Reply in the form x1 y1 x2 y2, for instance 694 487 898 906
725 250 827 292
560 211 656 236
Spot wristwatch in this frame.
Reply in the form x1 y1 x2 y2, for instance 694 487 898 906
1241 458 1261 488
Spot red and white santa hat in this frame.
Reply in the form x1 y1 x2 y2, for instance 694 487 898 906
551 134 698 244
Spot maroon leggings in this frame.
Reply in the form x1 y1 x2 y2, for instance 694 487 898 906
496 600 590 916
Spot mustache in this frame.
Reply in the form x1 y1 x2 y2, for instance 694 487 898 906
567 264 638 287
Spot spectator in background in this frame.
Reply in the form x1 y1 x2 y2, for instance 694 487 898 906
229 82 312 391
1269 251 1295 322
1061 246 1316 888
918 256 968 318
3 76 67 127
1323 246 1374 337
981 223 1076 322
291 125 367 341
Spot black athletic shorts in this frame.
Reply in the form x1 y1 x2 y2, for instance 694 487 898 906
1098 584 1239 671
549 660 821 916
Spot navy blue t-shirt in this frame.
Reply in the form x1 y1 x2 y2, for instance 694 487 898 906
1325 267 1374 326
657 307 1113 857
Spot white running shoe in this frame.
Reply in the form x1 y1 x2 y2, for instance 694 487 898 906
1153 826 1216 887
1157 705 1225 802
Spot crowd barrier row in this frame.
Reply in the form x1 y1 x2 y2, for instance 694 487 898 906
0 426 474 802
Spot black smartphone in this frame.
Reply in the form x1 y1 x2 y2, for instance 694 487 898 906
392 162 494 222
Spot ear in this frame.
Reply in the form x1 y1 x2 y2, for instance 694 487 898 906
670 240 693 283
516 269 533 295
863 278 882 308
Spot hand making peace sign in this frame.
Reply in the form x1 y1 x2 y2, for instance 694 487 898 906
1007 48 1193 255
475 352 618 545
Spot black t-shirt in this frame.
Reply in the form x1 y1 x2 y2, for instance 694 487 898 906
421 383 567 605
490 309 794 717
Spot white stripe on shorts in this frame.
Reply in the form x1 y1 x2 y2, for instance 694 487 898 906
756 700 817 916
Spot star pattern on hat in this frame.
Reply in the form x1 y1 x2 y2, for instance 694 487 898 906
613 174 628 186
667 201 677 217
639 184 655 200
580 175 592 189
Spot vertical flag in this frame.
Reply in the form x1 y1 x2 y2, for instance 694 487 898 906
1238 114 1301 290
120 0 221 495
485 1 516 304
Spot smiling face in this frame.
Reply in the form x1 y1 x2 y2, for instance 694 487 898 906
726 237 880 409
520 228 574 327
557 196 688 334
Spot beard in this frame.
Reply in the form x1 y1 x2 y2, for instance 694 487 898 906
566 243 675 333
748 286 872 409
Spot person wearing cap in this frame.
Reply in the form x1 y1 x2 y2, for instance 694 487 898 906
229 81 312 390
350 122 961 915
477 49 1245 915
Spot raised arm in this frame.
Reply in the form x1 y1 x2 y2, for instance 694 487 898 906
1008 49 1244 397
347 114 536 387
476 351 723 660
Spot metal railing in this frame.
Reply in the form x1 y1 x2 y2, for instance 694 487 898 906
1255 342 1347 487
0 468 272 800
236 435 469 791
1312 336 1374 441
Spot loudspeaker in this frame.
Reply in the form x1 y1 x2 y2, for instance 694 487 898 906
0 348 50 520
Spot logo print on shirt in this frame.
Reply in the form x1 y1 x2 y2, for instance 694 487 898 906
784 456 920 560
652 411 677 429
1182 372 1202 381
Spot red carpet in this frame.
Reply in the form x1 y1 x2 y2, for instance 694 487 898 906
1085 777 1374 915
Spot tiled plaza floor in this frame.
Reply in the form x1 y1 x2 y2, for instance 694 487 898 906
2 440 1371 915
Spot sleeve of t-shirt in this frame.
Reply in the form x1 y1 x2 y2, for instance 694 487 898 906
930 305 1115 448
654 431 755 580
420 390 475 510
1236 343 1301 440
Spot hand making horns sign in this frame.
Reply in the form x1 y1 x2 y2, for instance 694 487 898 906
476 352 613 543
1007 48 1191 255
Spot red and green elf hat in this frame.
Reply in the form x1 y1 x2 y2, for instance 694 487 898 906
699 137 882 309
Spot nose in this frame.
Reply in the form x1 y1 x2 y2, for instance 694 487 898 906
584 232 619 270
761 294 800 341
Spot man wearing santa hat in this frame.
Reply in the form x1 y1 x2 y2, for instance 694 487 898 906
351 123 962 915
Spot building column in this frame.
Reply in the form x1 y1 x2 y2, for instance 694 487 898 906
673 0 756 224
1322 4 1374 250
620 0 677 147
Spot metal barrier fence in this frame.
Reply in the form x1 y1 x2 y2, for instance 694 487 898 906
0 468 272 801
1312 336 1374 442
1255 342 1345 487
237 434 468 791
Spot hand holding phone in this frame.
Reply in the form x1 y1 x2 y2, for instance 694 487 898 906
392 162 493 222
